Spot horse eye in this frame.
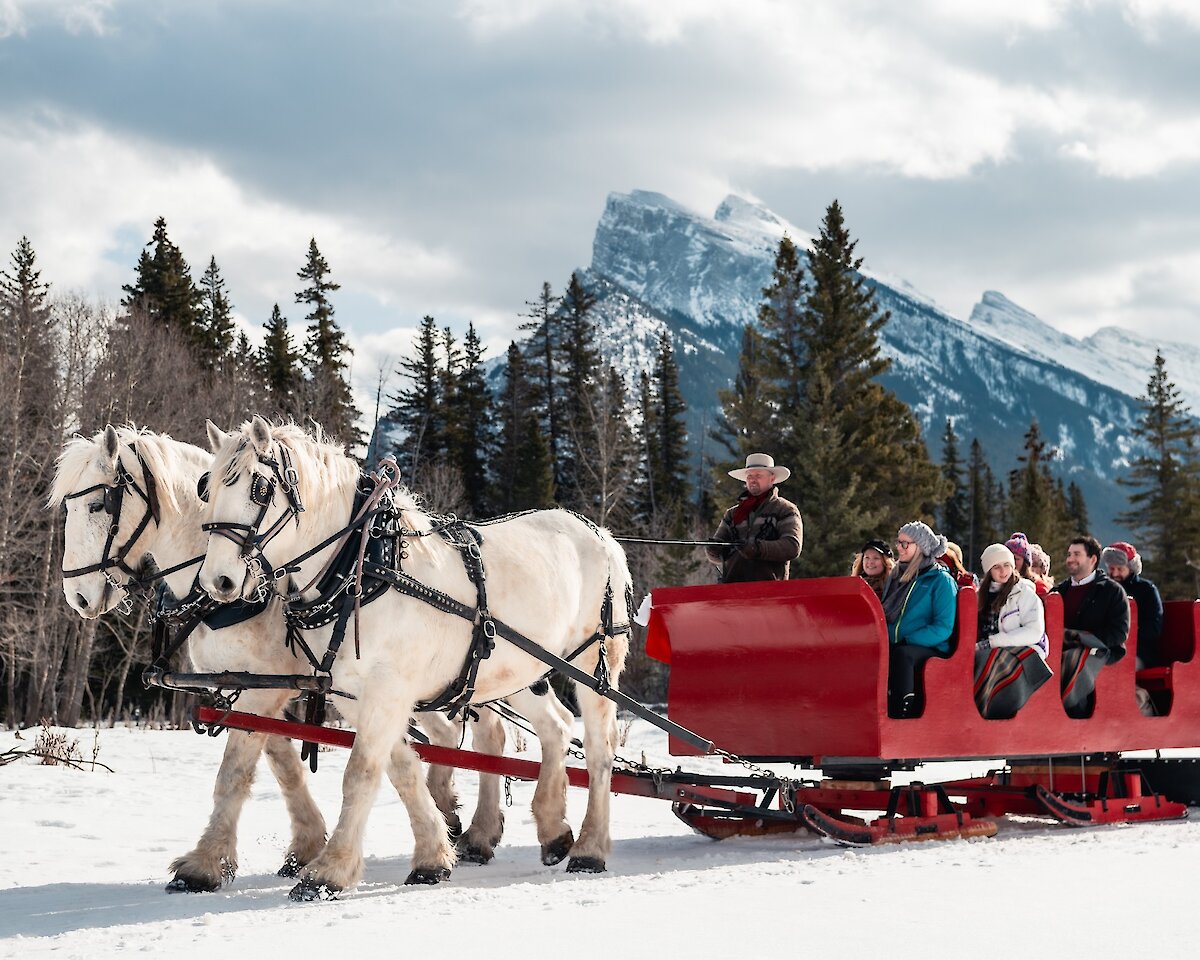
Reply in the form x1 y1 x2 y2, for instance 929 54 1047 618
88 501 105 514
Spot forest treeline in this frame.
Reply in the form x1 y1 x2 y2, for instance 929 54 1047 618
1 202 1196 725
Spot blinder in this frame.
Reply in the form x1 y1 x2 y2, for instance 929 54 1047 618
196 472 210 504
250 473 275 508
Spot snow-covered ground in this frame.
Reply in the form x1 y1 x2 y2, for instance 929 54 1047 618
3 720 1200 959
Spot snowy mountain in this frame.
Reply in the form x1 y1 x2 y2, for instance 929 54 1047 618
969 290 1200 413
584 190 1158 542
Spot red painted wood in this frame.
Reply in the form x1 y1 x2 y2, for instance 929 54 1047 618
650 579 1200 762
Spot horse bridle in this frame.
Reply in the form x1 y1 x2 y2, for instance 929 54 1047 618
61 448 162 593
200 442 305 594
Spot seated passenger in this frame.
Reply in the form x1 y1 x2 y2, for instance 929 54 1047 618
1027 542 1055 594
851 538 894 599
1101 541 1164 669
705 453 803 583
880 521 958 718
1050 535 1131 718
939 540 978 588
1006 531 1047 597
974 543 1052 719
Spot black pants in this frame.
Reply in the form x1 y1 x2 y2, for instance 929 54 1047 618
888 644 946 717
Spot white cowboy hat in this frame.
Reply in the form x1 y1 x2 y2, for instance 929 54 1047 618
728 453 791 484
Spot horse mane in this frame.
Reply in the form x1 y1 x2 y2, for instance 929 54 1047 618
213 420 362 525
49 425 207 514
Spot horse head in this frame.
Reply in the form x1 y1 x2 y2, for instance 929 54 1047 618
199 416 345 604
51 425 163 618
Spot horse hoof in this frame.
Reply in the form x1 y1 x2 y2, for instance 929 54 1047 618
541 830 575 866
288 877 341 902
404 867 451 885
565 856 606 874
456 843 493 865
277 852 303 878
165 874 221 893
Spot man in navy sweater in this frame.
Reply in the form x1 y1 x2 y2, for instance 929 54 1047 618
1050 535 1130 718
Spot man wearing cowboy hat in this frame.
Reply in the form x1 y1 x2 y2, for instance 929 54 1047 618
705 453 803 583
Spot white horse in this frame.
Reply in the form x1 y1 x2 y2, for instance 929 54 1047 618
52 425 576 883
198 417 631 899
52 426 329 891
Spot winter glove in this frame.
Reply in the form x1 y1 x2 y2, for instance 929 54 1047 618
737 541 759 560
976 639 991 652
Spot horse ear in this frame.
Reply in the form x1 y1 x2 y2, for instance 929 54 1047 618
205 419 229 453
101 425 120 471
248 415 273 455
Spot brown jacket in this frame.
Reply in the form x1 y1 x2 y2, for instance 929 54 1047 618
705 488 803 582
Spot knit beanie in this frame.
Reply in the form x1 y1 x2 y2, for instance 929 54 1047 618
898 521 947 559
1102 541 1142 576
1028 543 1051 576
1005 532 1032 565
981 543 1015 576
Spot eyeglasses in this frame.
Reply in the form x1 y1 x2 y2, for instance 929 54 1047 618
895 539 915 548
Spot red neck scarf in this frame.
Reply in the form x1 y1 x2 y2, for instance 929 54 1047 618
731 489 772 526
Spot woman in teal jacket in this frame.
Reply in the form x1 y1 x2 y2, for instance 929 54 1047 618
879 520 959 718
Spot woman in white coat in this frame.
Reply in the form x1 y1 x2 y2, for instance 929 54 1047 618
974 543 1053 719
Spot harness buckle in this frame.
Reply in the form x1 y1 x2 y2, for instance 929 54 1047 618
283 465 300 489
481 618 496 640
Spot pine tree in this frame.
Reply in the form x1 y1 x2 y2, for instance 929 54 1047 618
1118 352 1200 598
758 235 809 424
388 315 444 482
295 238 360 446
121 217 204 346
259 304 303 419
557 271 601 506
1066 481 1090 535
494 343 555 511
197 256 236 367
940 418 969 546
443 322 494 517
650 331 690 510
713 324 770 460
965 438 1002 570
1007 420 1075 559
635 371 659 519
519 281 563 472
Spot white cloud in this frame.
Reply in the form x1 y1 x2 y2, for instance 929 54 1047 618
0 109 460 329
0 0 114 37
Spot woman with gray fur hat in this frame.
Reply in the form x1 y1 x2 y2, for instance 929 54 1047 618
879 521 958 718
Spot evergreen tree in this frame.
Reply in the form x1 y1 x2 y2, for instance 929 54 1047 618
635 371 659 519
295 238 360 446
197 256 236 367
557 271 601 506
649 331 690 510
1066 481 1090 536
757 235 809 425
1118 352 1200 598
443 322 494 517
713 324 770 461
965 438 1002 570
939 418 969 546
519 281 563 473
1006 420 1074 558
259 304 303 419
494 342 554 511
121 217 204 346
388 315 443 482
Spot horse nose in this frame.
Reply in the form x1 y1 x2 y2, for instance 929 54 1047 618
207 574 239 602
75 592 90 611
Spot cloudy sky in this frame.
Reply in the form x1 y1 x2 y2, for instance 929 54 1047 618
3 0 1200 401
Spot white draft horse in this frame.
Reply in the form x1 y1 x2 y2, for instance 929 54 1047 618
52 426 568 890
52 426 329 890
198 418 631 900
